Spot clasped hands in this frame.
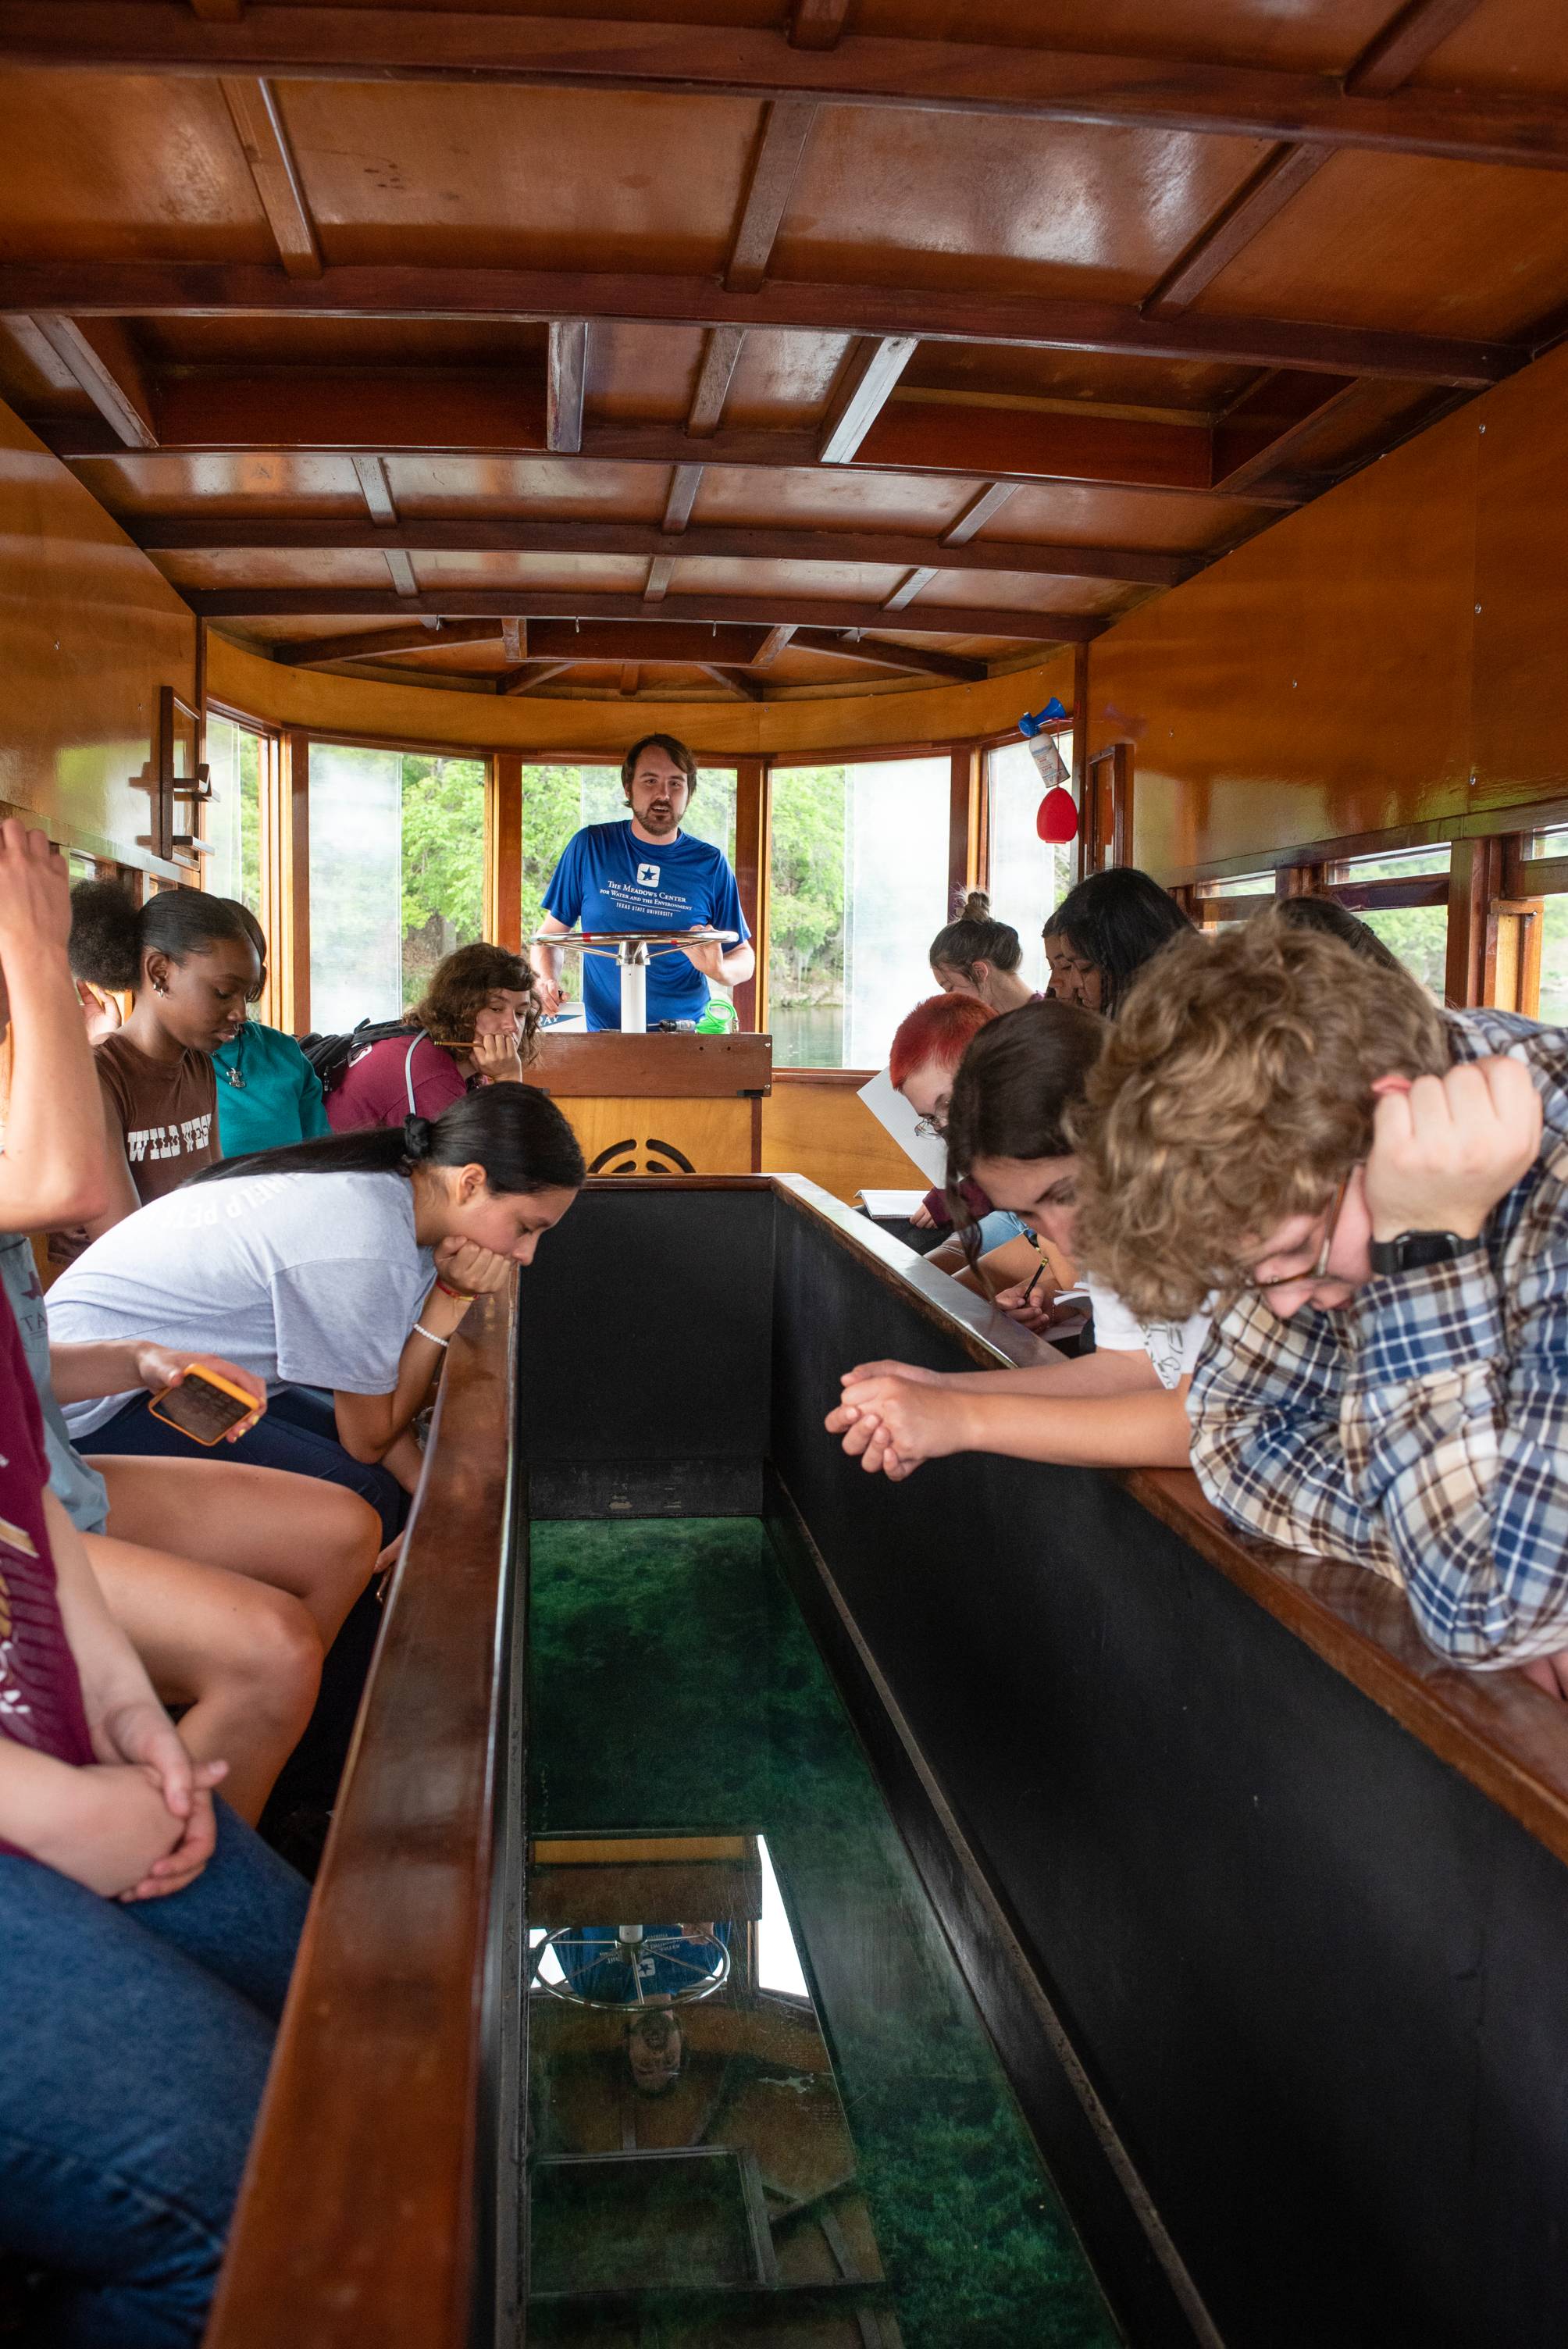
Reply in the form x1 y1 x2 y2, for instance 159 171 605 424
825 1360 952 1483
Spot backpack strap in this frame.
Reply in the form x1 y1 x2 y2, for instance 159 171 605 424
404 1032 422 1117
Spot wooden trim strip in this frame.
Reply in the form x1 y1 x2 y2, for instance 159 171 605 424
219 77 322 278
205 1285 518 2349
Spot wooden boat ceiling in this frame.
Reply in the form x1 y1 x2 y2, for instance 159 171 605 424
0 0 1564 703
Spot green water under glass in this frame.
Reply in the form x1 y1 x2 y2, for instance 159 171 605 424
525 1517 1121 2349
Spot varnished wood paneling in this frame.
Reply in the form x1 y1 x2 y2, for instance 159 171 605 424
761 1076 929 1199
554 1094 755 1175
0 401 194 867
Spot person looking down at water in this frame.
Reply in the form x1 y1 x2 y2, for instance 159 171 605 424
44 1087 586 1540
827 999 1203 1481
1076 913 1568 1699
928 892 1038 1014
53 881 262 1264
326 940 540 1134
1042 865 1192 1015
530 734 754 1031
887 993 1068 1334
210 900 332 1157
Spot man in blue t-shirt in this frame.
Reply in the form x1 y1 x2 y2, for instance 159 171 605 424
532 734 754 1031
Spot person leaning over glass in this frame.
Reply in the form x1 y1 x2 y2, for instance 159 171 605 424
530 733 754 1031
1042 865 1192 1015
1075 911 1568 1702
0 818 308 2348
44 1088 586 1542
828 998 1206 1483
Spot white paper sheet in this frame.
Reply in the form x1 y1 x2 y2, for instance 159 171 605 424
856 1067 947 1185
858 1190 928 1219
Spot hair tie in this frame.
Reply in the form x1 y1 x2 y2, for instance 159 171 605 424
402 1114 433 1160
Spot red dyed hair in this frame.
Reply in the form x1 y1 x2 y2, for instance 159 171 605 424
888 993 996 1091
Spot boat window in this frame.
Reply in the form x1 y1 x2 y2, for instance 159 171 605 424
1327 843 1452 999
203 713 265 916
985 740 1073 990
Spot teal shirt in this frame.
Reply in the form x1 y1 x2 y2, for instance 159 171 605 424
212 1021 331 1159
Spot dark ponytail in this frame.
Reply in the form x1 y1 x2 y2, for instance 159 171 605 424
943 999 1105 1259
929 889 1023 979
189 1081 586 1196
69 880 257 995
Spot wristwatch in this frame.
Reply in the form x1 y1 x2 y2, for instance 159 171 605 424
1368 1230 1484 1278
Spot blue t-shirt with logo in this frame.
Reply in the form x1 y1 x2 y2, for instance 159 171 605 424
542 821 749 1031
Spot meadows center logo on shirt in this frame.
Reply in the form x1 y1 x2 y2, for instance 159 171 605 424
636 862 661 887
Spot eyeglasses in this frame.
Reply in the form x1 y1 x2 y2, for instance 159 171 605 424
912 1112 946 1140
1247 1172 1351 1294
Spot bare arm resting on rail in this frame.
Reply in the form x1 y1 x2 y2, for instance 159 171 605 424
826 1346 1192 1478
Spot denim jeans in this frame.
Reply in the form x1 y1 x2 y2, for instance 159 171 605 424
0 1800 308 2347
84 1381 407 1547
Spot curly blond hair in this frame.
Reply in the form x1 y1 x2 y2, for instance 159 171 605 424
1071 914 1447 1320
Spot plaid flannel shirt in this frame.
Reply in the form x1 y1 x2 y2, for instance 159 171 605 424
1188 1009 1568 1669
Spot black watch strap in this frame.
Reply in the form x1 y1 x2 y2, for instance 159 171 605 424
1368 1230 1482 1278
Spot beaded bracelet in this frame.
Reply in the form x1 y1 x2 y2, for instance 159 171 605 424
414 1322 451 1349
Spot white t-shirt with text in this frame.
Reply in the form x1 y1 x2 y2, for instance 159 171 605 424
1083 1275 1210 1391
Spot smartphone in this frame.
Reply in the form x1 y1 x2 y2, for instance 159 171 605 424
146 1363 258 1446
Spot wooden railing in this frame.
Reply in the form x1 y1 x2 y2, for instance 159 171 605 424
205 1285 519 2349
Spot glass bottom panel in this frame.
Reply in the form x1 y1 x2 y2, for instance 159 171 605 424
526 1518 1119 2348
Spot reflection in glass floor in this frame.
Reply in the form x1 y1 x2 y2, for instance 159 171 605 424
526 1519 1121 2349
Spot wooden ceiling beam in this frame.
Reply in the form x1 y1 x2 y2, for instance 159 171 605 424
788 628 987 683
941 482 1020 546
686 326 744 437
788 0 850 51
700 662 766 700
725 98 817 292
0 261 1512 386
218 77 321 278
383 547 419 597
1142 0 1484 317
1142 144 1327 319
618 661 640 696
497 657 576 694
882 565 938 612
1345 0 1484 99
501 616 526 661
1210 372 1363 492
661 462 704 532
752 625 796 668
273 618 502 664
546 319 587 454
643 553 675 602
190 584 1087 639
41 408 1303 502
819 335 920 463
26 314 156 447
133 512 1192 586
351 452 397 523
4 12 1563 172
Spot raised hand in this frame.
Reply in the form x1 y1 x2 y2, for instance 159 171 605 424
1366 1057 1541 1242
0 818 69 962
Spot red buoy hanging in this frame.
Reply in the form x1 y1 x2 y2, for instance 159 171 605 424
1037 786 1079 843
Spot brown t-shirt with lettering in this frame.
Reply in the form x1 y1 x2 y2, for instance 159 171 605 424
51 1033 218 1267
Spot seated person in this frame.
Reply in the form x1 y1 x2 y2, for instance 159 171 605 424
55 881 262 1264
888 993 1070 1332
1270 889 1405 968
326 942 539 1132
1043 865 1192 1015
211 900 333 1157
530 733 754 1030
45 1089 586 1541
928 892 1038 1014
828 1000 1203 1479
0 828 380 1820
0 821 308 2344
1075 913 1568 1697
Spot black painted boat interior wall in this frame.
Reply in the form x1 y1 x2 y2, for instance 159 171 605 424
515 1180 1568 2349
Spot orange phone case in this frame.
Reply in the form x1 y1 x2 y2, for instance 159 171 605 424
145 1364 258 1447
